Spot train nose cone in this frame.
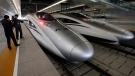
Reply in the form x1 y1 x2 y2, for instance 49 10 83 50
121 31 134 40
70 42 94 61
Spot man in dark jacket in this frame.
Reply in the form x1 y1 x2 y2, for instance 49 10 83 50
1 15 20 49
14 14 24 39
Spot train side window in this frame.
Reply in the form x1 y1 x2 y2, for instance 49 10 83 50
29 21 36 28
58 18 79 24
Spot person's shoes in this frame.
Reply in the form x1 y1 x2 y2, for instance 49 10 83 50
20 37 24 39
8 47 12 50
15 44 20 47
16 38 19 40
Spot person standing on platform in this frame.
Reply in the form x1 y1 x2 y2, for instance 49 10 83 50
1 15 20 50
13 14 24 40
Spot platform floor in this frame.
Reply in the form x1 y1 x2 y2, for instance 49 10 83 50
17 23 60 76
0 25 6 54
0 23 60 76
0 38 18 76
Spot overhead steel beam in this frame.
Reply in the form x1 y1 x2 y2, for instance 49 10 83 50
29 0 33 3
123 0 135 2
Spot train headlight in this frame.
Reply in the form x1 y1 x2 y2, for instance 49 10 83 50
39 20 45 25
40 21 43 25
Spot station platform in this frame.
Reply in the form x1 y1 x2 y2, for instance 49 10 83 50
0 23 60 76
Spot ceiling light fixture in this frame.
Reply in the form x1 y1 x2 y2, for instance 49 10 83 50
91 0 98 2
38 0 67 12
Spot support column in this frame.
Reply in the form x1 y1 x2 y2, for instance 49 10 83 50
36 4 38 12
81 6 85 13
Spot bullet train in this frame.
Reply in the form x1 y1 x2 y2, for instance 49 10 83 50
26 12 94 62
52 13 134 44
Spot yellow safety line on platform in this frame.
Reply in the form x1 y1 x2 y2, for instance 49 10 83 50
0 39 17 76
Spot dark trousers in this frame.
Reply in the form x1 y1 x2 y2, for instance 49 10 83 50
15 27 23 39
5 31 18 48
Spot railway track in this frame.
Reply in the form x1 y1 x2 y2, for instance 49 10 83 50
90 42 135 76
46 54 113 76
110 45 135 58
91 42 135 60
41 42 135 76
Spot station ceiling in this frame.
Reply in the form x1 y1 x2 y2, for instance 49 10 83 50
124 0 135 2
21 0 135 16
21 0 55 16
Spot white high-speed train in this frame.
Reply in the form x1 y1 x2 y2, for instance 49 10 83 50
26 12 94 62
52 13 134 44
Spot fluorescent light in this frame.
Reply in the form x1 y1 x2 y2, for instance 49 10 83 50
38 0 67 12
91 0 98 2
70 4 85 9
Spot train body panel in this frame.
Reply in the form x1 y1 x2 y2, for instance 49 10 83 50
52 13 134 44
26 12 94 62
52 13 119 44
26 15 67 59
85 18 134 41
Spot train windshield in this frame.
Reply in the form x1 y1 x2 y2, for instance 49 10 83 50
37 12 55 21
